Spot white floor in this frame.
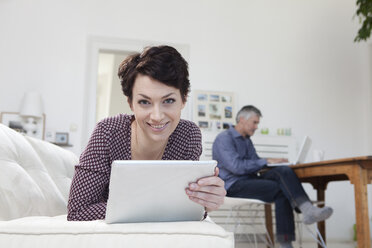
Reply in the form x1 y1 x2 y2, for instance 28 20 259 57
235 241 356 248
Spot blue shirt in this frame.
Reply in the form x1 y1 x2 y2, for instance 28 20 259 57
212 127 267 190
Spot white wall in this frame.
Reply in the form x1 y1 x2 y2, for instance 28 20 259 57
0 0 370 242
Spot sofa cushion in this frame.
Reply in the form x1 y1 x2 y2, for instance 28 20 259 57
0 124 78 220
0 215 234 248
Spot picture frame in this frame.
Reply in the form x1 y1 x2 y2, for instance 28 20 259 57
193 90 235 130
55 132 69 145
0 112 45 139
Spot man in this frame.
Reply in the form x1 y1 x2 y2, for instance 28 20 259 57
212 105 333 248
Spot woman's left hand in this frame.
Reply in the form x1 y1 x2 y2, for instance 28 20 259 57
186 167 226 212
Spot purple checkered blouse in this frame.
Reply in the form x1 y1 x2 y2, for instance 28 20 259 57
67 114 202 221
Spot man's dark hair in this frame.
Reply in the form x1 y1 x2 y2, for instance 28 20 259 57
235 105 262 123
118 45 190 103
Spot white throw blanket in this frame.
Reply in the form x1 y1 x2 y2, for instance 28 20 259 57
0 124 78 220
0 124 234 248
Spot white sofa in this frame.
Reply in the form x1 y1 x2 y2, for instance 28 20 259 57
0 124 234 248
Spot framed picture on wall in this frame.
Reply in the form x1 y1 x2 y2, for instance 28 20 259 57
55 132 69 145
193 90 235 131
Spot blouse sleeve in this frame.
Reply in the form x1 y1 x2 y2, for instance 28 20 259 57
67 121 111 221
186 122 202 161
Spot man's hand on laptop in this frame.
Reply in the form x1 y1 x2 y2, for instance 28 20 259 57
267 158 289 164
186 167 226 212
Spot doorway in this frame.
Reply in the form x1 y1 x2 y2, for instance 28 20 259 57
96 50 134 122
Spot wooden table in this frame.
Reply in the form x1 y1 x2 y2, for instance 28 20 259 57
291 156 372 248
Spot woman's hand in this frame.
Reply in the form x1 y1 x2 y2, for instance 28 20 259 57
185 167 226 212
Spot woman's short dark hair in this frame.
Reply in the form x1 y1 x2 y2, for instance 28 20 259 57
118 45 190 103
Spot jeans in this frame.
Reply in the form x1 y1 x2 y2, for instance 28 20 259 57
226 166 309 242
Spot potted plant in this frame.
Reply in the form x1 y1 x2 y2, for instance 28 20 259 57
355 0 372 42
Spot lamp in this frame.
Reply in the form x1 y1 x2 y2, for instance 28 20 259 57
19 92 44 137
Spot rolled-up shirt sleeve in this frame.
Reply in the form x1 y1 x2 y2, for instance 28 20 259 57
212 133 267 176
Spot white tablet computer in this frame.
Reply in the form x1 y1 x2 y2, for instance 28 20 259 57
105 160 217 224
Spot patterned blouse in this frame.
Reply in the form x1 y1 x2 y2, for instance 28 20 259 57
67 114 202 221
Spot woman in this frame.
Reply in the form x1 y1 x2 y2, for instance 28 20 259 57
67 45 226 221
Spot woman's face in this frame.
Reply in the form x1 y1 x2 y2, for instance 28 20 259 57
130 74 186 143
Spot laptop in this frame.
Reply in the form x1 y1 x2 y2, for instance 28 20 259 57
105 160 216 224
267 136 312 167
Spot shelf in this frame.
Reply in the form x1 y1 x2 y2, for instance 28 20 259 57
51 142 73 147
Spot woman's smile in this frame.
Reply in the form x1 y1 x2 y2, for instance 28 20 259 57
147 122 169 132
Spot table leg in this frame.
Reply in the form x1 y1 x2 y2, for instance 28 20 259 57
265 204 274 248
353 167 371 248
317 188 326 248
